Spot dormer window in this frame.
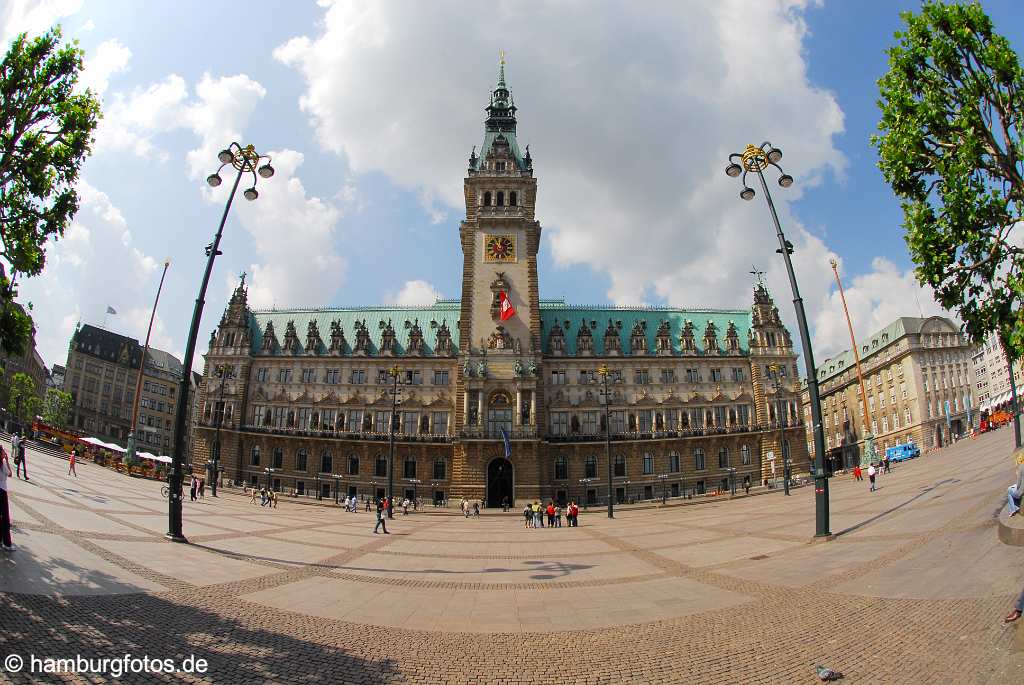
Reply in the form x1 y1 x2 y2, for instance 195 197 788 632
495 161 506 171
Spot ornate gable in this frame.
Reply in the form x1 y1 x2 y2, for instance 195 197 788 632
305 320 323 355
655 320 672 356
379 319 397 356
261 321 279 353
329 320 347 355
629 321 647 355
604 319 622 356
406 319 425 356
353 319 371 356
282 320 300 354
725 321 740 354
547 320 566 355
576 320 594 354
434 320 454 357
703 320 719 355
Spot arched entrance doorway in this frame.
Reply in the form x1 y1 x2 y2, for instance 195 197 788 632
486 457 514 508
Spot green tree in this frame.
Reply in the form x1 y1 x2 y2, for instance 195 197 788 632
0 27 100 355
873 1 1024 354
8 371 41 423
42 387 72 428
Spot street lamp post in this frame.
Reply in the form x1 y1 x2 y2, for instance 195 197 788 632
208 363 232 498
264 467 276 492
658 473 669 504
315 473 321 501
726 142 830 538
127 259 170 469
767 364 790 496
407 478 421 509
386 365 403 519
578 477 597 509
594 365 617 518
167 143 274 543
332 474 343 505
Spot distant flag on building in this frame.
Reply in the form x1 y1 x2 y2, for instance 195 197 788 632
498 291 516 321
500 426 512 459
106 306 117 315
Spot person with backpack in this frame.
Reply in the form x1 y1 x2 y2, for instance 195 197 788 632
12 433 27 481
523 503 532 528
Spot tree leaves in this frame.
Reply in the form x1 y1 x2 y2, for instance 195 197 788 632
872 1 1024 356
0 26 100 355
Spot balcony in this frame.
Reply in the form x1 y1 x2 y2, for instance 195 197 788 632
544 422 800 443
476 205 526 219
460 426 538 440
240 424 454 444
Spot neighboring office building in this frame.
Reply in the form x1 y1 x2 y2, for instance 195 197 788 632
51 364 66 390
63 323 196 452
189 63 809 506
0 314 51 406
802 316 973 471
970 333 1023 415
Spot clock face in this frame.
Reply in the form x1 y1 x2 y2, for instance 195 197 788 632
484 234 516 262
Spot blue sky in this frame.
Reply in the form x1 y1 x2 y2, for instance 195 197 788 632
3 1 1022 372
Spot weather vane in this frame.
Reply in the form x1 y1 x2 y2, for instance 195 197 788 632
749 265 765 286
239 270 247 286
500 49 505 65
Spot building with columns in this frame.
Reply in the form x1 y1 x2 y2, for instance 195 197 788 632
801 315 973 471
189 63 807 506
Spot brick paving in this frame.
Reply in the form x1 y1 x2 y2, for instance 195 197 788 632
1 432 1023 683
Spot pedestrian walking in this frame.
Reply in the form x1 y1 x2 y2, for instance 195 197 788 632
472 501 480 517
271 490 278 508
569 501 579 527
402 498 409 515
546 501 555 527
501 496 509 512
1005 584 1024 624
868 464 877 492
365 498 371 512
12 434 27 481
190 475 198 502
374 499 389 534
198 477 205 499
532 501 543 528
523 503 532 528
0 445 14 551
555 505 563 527
1006 448 1024 517
853 465 862 481
249 487 258 505
68 448 78 477
883 455 891 474
260 488 269 506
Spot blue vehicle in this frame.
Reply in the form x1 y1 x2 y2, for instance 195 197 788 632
886 442 920 463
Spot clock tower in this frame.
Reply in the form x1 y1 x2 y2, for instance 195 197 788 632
453 57 542 502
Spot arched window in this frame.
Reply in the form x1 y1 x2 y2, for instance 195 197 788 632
319 450 333 474
554 455 568 480
496 191 504 207
375 455 388 477
483 191 492 206
509 191 517 206
250 445 261 466
614 454 626 477
403 456 416 479
348 455 359 475
272 447 284 469
718 447 729 469
584 455 598 478
433 458 446 480
740 445 751 465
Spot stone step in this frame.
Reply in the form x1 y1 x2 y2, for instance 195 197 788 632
997 504 1024 546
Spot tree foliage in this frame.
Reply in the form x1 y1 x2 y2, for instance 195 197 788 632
0 27 100 355
42 387 72 428
873 1 1024 355
8 371 40 423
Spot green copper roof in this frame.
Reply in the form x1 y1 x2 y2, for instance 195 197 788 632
540 301 752 356
248 302 460 356
814 316 957 384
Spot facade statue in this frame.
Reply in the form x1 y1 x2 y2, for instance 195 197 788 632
477 359 487 377
513 359 523 376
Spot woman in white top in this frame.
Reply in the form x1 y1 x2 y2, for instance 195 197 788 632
0 445 14 550
1007 448 1024 517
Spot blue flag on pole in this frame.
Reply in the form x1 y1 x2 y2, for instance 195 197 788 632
500 427 511 459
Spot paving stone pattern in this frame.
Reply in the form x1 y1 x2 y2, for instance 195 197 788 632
1 431 1023 683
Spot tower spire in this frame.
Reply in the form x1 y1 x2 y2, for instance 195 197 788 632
498 50 506 89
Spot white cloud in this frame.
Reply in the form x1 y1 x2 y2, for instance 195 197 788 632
276 0 847 328
78 38 131 96
18 179 160 367
0 0 82 47
811 257 953 362
223 149 344 310
386 280 443 306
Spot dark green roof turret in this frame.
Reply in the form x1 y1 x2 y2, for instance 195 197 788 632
474 53 527 171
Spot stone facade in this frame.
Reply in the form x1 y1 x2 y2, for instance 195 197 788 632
970 332 1023 415
190 64 807 505
801 316 974 470
63 324 196 451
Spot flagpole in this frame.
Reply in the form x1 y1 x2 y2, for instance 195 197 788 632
127 260 171 463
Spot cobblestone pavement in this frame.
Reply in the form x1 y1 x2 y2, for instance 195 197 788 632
1 432 1023 684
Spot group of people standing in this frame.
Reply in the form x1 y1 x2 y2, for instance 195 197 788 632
190 473 206 501
851 455 892 492
249 485 278 507
523 501 579 528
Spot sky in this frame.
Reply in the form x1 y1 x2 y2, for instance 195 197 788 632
3 0 1023 374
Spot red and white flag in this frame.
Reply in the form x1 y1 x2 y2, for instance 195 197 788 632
499 291 516 321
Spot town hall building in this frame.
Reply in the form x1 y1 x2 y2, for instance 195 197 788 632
189 63 808 506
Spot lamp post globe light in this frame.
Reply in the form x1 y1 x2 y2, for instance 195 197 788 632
386 365 403 519
167 143 274 543
725 142 830 538
207 363 233 498
594 365 617 518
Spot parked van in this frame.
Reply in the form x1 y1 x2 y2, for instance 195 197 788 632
886 443 920 463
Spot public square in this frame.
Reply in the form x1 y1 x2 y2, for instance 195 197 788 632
0 431 1022 683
